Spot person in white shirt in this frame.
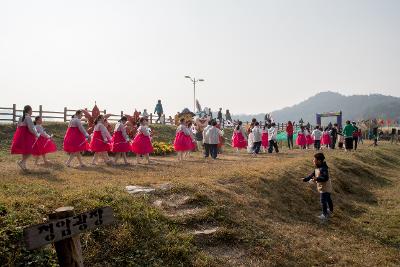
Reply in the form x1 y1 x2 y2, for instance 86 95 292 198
32 116 57 165
112 116 131 165
131 118 153 164
202 120 212 158
186 121 196 158
142 109 149 118
312 126 323 150
232 121 248 152
205 120 223 159
174 118 193 161
10 105 41 171
267 122 279 153
64 110 90 168
90 115 113 165
252 122 262 155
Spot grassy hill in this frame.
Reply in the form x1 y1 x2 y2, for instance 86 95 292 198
0 124 399 266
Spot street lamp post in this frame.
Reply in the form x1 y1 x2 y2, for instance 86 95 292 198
185 76 204 112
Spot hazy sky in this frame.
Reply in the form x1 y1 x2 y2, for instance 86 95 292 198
0 0 399 116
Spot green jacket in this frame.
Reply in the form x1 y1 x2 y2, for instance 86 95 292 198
342 124 356 138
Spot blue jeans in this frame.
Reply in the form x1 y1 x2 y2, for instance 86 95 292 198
209 144 218 159
253 141 261 154
320 192 333 216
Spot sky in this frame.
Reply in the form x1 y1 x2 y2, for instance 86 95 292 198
0 0 399 116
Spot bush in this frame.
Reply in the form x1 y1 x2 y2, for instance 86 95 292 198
151 142 175 156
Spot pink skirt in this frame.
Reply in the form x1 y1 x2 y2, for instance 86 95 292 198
306 135 314 145
63 127 89 153
261 132 269 148
321 133 331 145
174 131 194 152
90 131 111 152
296 133 307 146
111 131 131 153
232 132 247 149
10 126 36 155
132 133 153 155
32 136 57 156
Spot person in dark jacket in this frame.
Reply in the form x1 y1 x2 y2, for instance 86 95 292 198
330 123 338 149
303 153 333 220
352 121 359 150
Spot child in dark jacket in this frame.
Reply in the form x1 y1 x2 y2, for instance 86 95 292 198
303 153 333 220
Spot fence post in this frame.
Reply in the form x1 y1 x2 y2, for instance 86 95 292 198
64 107 67 122
12 104 16 124
103 109 106 115
121 111 123 117
48 207 84 267
150 113 152 124
39 105 43 117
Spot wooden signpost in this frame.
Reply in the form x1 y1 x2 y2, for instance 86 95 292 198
23 206 115 267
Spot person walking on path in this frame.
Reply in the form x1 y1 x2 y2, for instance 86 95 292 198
330 123 338 149
217 108 223 124
286 121 294 149
352 121 360 150
205 120 223 159
154 100 164 124
343 120 356 151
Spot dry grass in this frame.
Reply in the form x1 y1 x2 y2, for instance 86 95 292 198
0 123 399 266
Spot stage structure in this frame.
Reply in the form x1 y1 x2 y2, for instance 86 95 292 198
316 111 343 129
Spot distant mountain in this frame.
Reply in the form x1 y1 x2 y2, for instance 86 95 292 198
232 91 400 124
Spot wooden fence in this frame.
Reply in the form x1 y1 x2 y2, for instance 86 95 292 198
0 104 174 125
0 104 314 130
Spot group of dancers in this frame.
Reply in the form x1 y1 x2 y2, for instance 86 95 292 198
10 105 363 171
11 106 154 170
231 120 279 155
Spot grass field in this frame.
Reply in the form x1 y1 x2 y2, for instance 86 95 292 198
0 123 399 266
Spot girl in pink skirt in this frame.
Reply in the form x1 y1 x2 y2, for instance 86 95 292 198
305 127 314 149
174 118 193 161
111 116 131 165
10 105 41 171
296 126 307 149
232 121 247 152
64 110 90 168
186 121 197 157
261 125 269 152
131 117 153 164
32 116 57 165
321 127 332 148
90 115 113 165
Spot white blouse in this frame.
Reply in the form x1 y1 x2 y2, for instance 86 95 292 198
94 123 112 142
18 115 40 137
176 124 191 136
69 117 89 138
137 125 151 136
114 122 130 141
35 125 51 139
268 127 277 141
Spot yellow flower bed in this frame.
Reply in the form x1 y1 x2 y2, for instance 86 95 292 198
151 141 175 156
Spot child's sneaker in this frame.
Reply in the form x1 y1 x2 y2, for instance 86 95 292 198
318 214 328 220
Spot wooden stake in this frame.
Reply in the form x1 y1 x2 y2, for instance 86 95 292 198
48 207 84 267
